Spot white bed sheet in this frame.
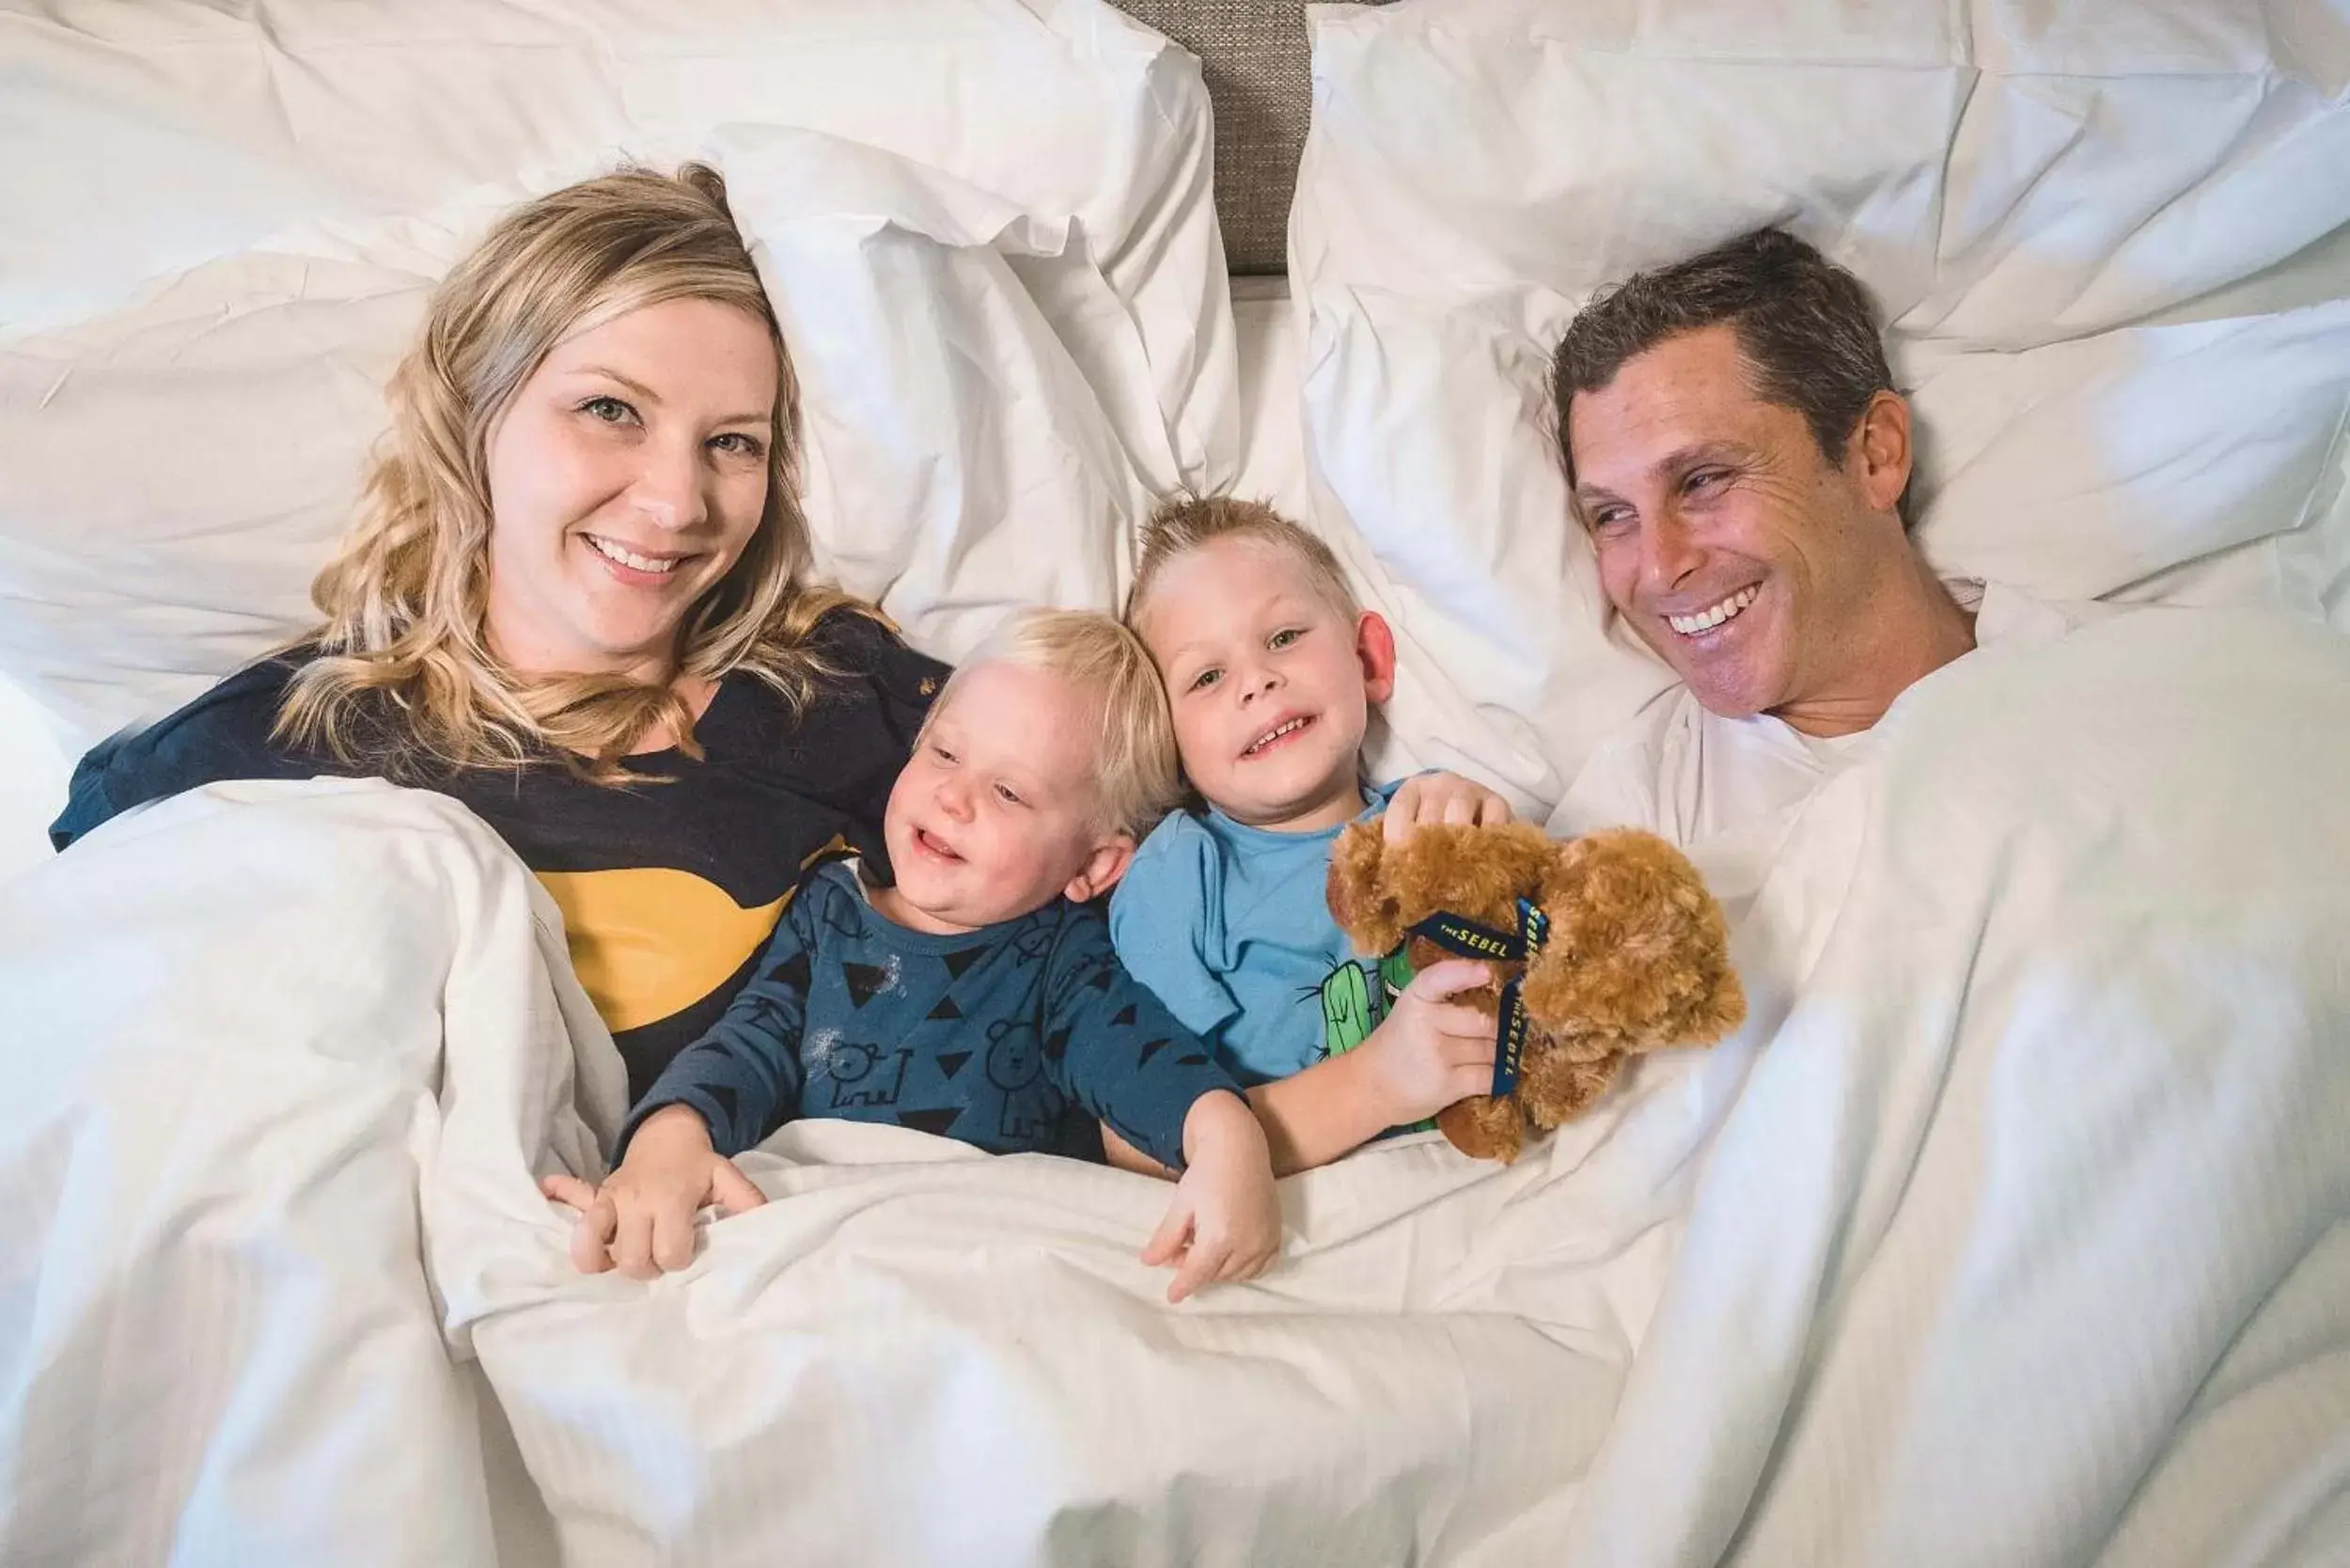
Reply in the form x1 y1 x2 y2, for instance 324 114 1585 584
0 676 70 889
9 606 2347 1565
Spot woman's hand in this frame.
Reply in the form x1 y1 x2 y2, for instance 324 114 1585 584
540 1104 767 1278
1384 771 1512 843
1141 1090 1282 1304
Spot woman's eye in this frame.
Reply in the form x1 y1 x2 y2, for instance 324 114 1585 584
932 745 957 764
711 431 766 458
1588 506 1634 536
1268 628 1302 651
580 396 635 425
1684 468 1728 494
1189 667 1222 692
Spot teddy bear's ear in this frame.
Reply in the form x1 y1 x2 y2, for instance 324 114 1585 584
1325 820 1405 956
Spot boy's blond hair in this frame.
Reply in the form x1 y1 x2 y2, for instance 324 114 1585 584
1125 494 1358 630
928 608 1182 840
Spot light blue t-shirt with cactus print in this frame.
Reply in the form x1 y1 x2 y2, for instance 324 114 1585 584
1108 780 1411 1088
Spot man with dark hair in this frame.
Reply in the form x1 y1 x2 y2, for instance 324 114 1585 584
1543 228 2097 876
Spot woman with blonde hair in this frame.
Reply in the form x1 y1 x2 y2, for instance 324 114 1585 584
52 165 947 1095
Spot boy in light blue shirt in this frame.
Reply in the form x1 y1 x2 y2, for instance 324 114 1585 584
1116 775 1408 1086
1108 496 1512 1174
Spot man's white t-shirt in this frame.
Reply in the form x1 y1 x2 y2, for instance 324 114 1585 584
1544 582 2104 919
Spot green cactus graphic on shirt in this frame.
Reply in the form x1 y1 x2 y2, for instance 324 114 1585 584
1377 944 1416 1008
1317 961 1378 1058
1315 945 1420 1058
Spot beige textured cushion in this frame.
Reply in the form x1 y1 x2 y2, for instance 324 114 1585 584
1109 0 1392 273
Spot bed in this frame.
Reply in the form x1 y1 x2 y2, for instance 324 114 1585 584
5 1 2349 1563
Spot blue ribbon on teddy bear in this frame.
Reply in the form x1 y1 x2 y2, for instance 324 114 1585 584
1402 897 1550 1100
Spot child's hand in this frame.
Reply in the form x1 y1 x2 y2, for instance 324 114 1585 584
538 1172 607 1270
1141 1090 1281 1304
1384 771 1512 844
540 1104 767 1278
1356 959 1497 1126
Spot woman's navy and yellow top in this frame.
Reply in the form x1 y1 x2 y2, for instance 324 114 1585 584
49 611 947 1097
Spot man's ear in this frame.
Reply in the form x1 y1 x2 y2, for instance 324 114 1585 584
1849 389 1913 519
1355 609 1398 705
1066 832 1136 904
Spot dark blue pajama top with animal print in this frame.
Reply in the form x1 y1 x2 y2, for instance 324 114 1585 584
618 860 1241 1170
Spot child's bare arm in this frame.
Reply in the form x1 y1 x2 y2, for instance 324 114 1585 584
1100 1121 1176 1178
1245 959 1495 1174
1140 1090 1281 1303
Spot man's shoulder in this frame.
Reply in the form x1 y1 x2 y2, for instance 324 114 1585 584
1596 687 1708 761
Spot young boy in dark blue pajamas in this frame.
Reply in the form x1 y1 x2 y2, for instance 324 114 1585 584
547 610 1280 1303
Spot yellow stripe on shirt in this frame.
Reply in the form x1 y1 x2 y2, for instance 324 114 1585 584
535 835 854 1035
535 868 791 1034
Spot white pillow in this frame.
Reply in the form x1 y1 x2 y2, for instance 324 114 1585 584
0 0 1233 746
1908 8 2350 347
717 127 1161 661
0 256 426 745
1227 279 1317 524
1900 306 2350 606
0 148 1171 745
1295 0 2350 813
1299 286 1675 813
0 0 1235 481
1294 0 1968 306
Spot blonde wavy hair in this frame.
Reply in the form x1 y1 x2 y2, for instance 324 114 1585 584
276 162 865 780
930 608 1183 840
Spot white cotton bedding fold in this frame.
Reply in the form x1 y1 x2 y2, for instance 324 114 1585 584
0 781 619 1566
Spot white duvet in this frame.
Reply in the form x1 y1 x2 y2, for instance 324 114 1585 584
6 607 2349 1564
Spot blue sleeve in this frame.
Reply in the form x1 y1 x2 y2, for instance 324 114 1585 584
615 883 821 1159
1043 909 1242 1171
1107 811 1245 1055
1357 776 1410 818
50 655 321 851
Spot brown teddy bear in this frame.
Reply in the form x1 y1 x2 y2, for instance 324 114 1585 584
1326 820 1746 1163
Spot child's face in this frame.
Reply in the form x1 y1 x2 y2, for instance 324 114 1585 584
882 660 1133 933
1136 535 1396 833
